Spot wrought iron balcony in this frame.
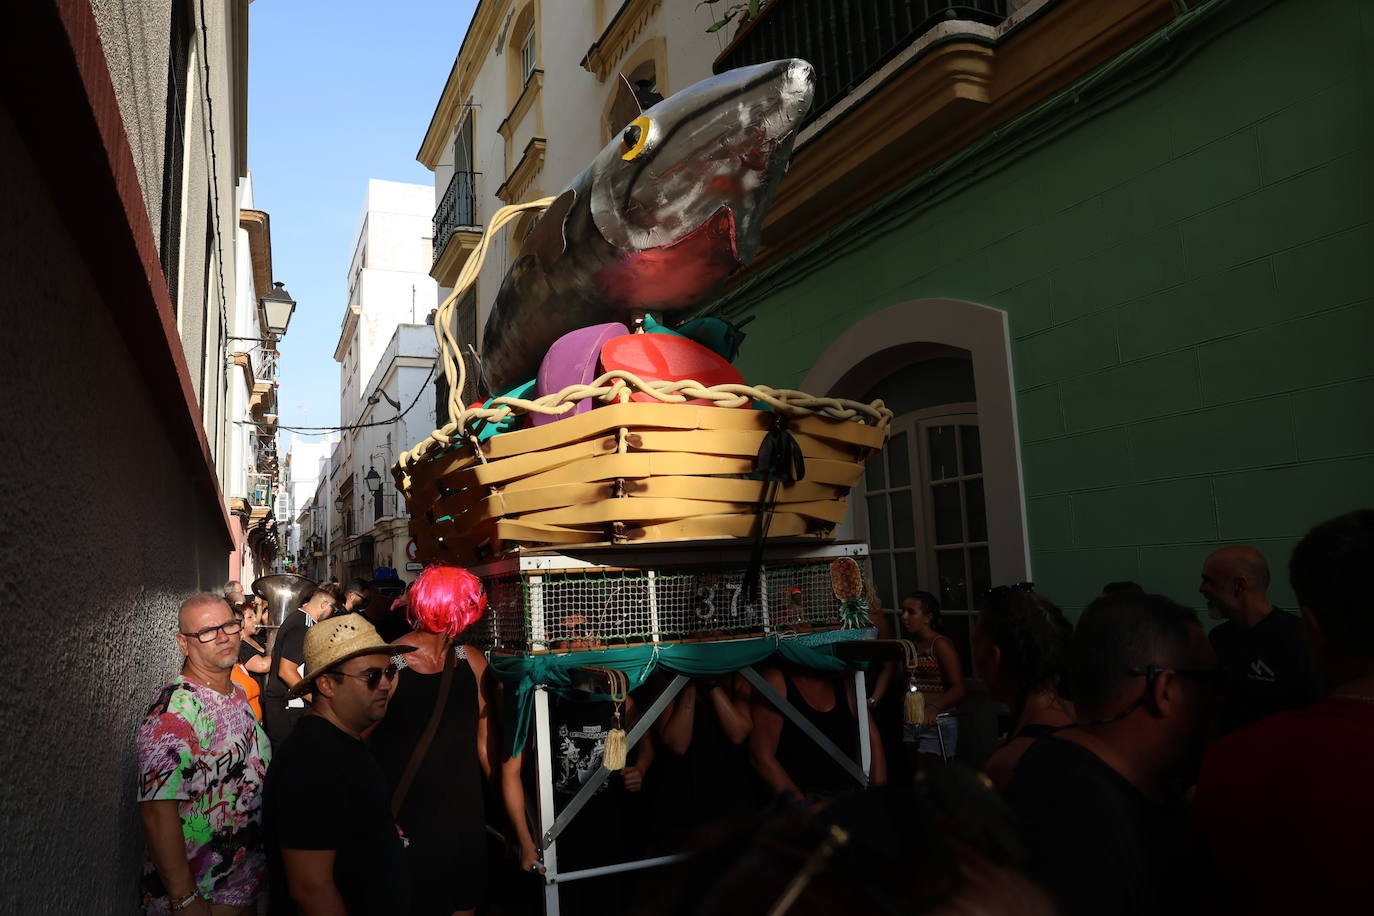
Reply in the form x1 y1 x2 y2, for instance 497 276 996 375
255 349 278 382
715 0 1007 127
432 170 480 266
247 472 274 509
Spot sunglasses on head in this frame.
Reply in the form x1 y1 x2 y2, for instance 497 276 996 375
332 663 400 690
1128 664 1227 691
984 582 1035 601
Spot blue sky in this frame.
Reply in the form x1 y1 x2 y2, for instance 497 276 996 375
249 0 477 435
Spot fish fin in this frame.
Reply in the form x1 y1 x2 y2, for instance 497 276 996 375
607 72 643 137
525 188 577 271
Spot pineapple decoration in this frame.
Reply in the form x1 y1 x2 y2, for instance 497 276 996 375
829 557 873 630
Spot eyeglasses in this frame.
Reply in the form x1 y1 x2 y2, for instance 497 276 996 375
563 621 597 639
181 620 243 643
331 663 400 690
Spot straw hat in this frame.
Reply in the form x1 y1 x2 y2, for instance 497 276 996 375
286 616 415 699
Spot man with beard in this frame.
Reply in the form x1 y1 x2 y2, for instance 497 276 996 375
263 615 415 914
1198 545 1322 733
1004 591 1221 916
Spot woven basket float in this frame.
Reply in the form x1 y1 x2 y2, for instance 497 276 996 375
392 198 891 565
397 392 890 567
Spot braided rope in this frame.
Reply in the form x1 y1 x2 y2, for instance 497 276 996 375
400 196 892 477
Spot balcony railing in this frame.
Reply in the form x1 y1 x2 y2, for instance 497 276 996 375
256 349 278 381
371 489 401 523
715 0 1007 128
248 472 274 509
432 170 480 266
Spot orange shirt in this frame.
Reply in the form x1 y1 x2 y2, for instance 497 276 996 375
230 663 262 720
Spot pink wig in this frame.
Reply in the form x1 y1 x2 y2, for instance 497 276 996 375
408 565 487 638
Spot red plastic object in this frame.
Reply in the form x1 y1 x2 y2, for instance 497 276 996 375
600 333 746 406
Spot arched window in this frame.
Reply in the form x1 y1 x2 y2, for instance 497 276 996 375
602 36 669 143
802 299 1029 667
506 3 538 106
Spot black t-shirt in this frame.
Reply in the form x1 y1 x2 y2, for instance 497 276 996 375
263 715 409 915
265 610 309 702
1005 736 1194 916
1209 608 1323 734
238 638 268 691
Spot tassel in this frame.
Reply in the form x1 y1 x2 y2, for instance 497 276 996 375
603 703 627 771
903 679 925 726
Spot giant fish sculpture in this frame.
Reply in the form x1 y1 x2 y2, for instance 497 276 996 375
478 59 815 395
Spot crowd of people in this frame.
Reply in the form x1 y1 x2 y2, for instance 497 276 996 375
134 508 1374 915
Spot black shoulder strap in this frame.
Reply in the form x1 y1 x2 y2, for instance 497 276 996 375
390 648 457 818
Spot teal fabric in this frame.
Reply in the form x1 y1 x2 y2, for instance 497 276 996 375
489 634 861 756
641 314 684 337
478 378 537 441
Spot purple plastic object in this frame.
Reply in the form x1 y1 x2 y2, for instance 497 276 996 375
533 322 629 426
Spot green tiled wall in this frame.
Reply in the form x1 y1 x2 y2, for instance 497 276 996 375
732 0 1374 618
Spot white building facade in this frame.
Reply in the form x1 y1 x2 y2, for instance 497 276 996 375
418 1 727 412
328 180 440 582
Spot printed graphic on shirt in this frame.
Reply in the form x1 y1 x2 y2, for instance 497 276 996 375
1248 658 1277 683
136 678 270 914
555 722 609 796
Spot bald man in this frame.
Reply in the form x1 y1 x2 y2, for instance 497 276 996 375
1199 546 1322 733
136 593 269 914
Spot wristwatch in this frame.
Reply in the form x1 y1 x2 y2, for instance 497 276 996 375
170 892 200 911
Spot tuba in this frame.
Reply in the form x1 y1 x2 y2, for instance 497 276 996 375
252 573 318 629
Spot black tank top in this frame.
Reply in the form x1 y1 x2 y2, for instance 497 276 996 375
368 646 487 905
774 672 858 799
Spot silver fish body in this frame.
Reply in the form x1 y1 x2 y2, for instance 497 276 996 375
478 59 815 396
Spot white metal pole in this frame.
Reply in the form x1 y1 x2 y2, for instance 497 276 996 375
533 687 560 916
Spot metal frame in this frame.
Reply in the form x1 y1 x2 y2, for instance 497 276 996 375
470 539 869 579
524 665 874 915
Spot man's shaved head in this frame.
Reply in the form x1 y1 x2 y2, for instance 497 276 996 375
178 592 231 631
1206 546 1271 591
1200 545 1274 624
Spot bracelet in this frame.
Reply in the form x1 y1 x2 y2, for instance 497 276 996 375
170 892 200 911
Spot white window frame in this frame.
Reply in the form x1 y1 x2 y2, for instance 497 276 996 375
519 26 537 85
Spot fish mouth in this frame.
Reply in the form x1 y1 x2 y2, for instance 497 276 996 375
594 207 740 311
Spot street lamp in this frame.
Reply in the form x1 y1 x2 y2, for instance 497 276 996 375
334 495 345 510
364 466 383 497
259 282 297 338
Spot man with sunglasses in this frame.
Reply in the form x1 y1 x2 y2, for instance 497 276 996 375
263 614 415 915
136 593 270 914
1004 591 1221 916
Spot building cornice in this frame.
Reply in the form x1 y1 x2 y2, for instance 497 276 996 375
334 304 361 362
431 229 484 286
495 137 548 205
497 69 543 141
238 208 272 298
581 0 662 82
418 0 515 169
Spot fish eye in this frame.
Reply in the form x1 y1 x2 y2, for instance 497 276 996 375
620 115 652 161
